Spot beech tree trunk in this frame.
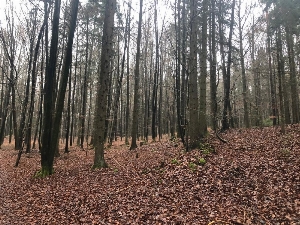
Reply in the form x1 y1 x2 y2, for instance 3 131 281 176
93 0 116 168
209 0 218 131
199 0 208 135
40 0 61 177
238 0 250 128
130 0 143 150
188 0 200 149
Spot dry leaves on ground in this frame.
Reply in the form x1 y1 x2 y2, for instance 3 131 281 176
0 125 300 224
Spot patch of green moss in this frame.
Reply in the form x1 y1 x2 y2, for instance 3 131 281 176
199 142 215 154
171 158 179 164
188 162 197 171
198 158 206 166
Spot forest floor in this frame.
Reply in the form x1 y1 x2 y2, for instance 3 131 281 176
0 125 300 225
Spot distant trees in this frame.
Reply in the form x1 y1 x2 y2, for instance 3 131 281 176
0 0 299 174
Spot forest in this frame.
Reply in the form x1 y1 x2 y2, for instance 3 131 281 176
0 0 300 224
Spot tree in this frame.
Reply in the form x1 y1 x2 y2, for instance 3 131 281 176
188 0 200 149
93 0 116 168
199 0 209 135
238 0 250 128
220 0 236 131
209 0 218 131
152 0 159 141
39 0 61 176
130 0 143 150
51 0 79 157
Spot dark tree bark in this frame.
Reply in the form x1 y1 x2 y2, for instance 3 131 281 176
80 14 90 149
267 13 277 126
285 26 299 124
220 0 235 131
143 17 151 142
175 0 185 145
15 19 47 166
130 0 143 150
209 0 218 131
25 20 47 153
238 0 250 128
188 0 200 149
277 27 291 125
70 35 78 147
199 0 208 135
16 10 38 151
276 27 286 134
51 0 79 157
40 0 61 177
109 16 128 146
151 0 159 141
124 3 131 145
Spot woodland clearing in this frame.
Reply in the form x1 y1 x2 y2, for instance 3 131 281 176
0 125 300 224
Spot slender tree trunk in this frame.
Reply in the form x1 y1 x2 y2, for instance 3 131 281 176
0 85 11 146
40 0 61 177
80 15 90 149
175 0 185 144
143 18 150 142
70 36 78 147
209 0 217 131
16 18 37 151
51 0 79 158
25 20 47 154
238 0 250 128
93 0 116 168
151 0 159 141
124 5 131 145
130 0 143 150
158 51 163 140
64 68 72 153
199 0 208 135
285 26 299 124
267 12 277 125
276 28 286 134
188 0 200 149
181 0 187 140
109 18 128 146
220 0 235 131
35 40 45 152
277 27 291 125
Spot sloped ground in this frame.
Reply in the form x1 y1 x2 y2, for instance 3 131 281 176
0 125 300 224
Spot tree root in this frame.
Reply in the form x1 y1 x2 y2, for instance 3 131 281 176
216 130 228 143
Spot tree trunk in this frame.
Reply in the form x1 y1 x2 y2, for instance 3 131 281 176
276 27 286 134
80 15 90 149
93 0 116 168
188 0 200 149
151 0 159 141
25 20 47 154
285 26 299 124
109 17 128 146
267 12 277 126
124 4 131 145
175 0 185 145
238 0 250 128
130 0 143 150
209 0 217 131
40 0 61 177
220 0 235 131
277 27 291 125
199 0 208 135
